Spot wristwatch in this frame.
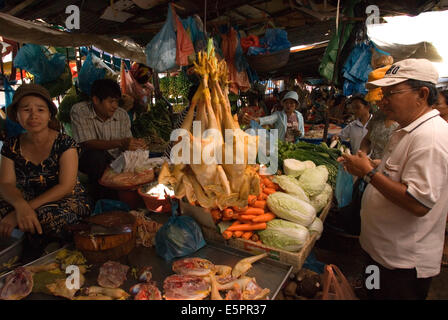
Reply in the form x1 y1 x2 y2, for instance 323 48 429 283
363 167 378 184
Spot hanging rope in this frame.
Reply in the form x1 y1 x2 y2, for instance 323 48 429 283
204 0 207 35
336 0 340 33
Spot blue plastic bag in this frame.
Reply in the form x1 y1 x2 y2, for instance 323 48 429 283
335 163 354 208
13 44 65 84
145 6 177 72
155 200 206 261
1 76 25 137
261 28 291 53
78 53 107 95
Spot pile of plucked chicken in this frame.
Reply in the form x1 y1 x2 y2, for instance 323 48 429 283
0 249 270 300
159 44 260 210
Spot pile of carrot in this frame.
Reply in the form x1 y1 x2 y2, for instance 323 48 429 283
216 174 281 244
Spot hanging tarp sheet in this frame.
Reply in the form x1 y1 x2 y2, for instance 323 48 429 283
367 12 444 62
0 13 146 64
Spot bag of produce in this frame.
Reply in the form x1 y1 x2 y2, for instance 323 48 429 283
155 200 206 261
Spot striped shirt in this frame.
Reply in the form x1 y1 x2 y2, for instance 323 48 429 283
70 101 132 159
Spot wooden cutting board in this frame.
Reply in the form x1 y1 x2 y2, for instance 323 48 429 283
73 211 137 264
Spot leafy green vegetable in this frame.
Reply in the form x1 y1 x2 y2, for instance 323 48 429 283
266 192 316 227
308 217 323 240
277 140 341 188
310 184 332 212
272 175 310 203
258 219 310 252
298 165 329 197
132 100 173 141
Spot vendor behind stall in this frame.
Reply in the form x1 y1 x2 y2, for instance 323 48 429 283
0 84 93 240
331 94 372 154
243 91 305 142
70 79 147 200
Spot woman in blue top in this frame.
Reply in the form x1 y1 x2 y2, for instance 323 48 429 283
243 91 305 142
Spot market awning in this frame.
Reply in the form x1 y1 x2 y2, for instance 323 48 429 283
0 12 147 64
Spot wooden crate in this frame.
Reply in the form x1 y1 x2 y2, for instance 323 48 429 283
180 192 332 272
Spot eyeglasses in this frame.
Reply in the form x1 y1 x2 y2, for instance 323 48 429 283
382 87 417 99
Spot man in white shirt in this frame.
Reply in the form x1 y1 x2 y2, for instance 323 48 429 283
332 94 372 154
339 59 448 300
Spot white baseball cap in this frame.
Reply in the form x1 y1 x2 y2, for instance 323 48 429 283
366 58 439 89
281 91 299 103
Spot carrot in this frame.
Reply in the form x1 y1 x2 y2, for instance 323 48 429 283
248 195 257 205
256 240 262 244
234 231 244 238
257 193 268 201
240 215 257 220
211 209 222 221
226 222 267 232
262 177 274 187
231 220 242 227
223 208 234 219
222 216 233 221
242 231 254 240
239 207 265 215
253 200 266 209
232 206 248 212
222 230 233 239
252 213 276 223
263 187 276 195
250 234 260 242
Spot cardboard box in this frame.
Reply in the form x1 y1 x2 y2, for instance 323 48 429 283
180 194 332 272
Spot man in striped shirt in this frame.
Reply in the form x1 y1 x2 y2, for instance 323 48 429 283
70 79 146 199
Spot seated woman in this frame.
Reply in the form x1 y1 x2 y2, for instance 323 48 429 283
0 84 93 240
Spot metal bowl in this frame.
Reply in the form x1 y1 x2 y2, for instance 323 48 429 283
0 229 25 267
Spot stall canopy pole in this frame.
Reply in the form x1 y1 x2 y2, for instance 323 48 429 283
17 43 24 83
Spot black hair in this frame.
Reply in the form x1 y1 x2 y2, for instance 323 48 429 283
247 93 259 105
438 89 448 105
348 94 369 107
90 79 121 101
405 79 438 106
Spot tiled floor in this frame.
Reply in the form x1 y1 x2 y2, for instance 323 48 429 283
314 228 448 300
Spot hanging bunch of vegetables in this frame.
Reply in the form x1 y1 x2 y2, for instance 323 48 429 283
159 72 192 109
131 99 173 146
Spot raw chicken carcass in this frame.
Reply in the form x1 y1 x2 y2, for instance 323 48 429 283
97 261 129 289
130 283 162 300
0 267 33 300
172 257 215 277
163 275 210 300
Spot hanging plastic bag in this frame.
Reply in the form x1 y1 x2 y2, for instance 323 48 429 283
260 28 291 53
145 5 177 72
78 53 117 95
321 264 358 300
155 200 206 261
174 7 195 67
13 44 65 84
41 64 73 98
2 76 25 137
335 163 353 208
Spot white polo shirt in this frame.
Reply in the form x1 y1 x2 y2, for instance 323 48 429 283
339 114 372 154
360 109 448 278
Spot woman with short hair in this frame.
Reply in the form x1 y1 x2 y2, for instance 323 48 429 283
0 84 93 240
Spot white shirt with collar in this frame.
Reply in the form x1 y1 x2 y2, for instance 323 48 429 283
360 109 448 278
339 114 372 154
70 101 132 159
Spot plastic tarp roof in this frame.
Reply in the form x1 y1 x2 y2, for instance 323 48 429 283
0 12 147 64
367 11 447 63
